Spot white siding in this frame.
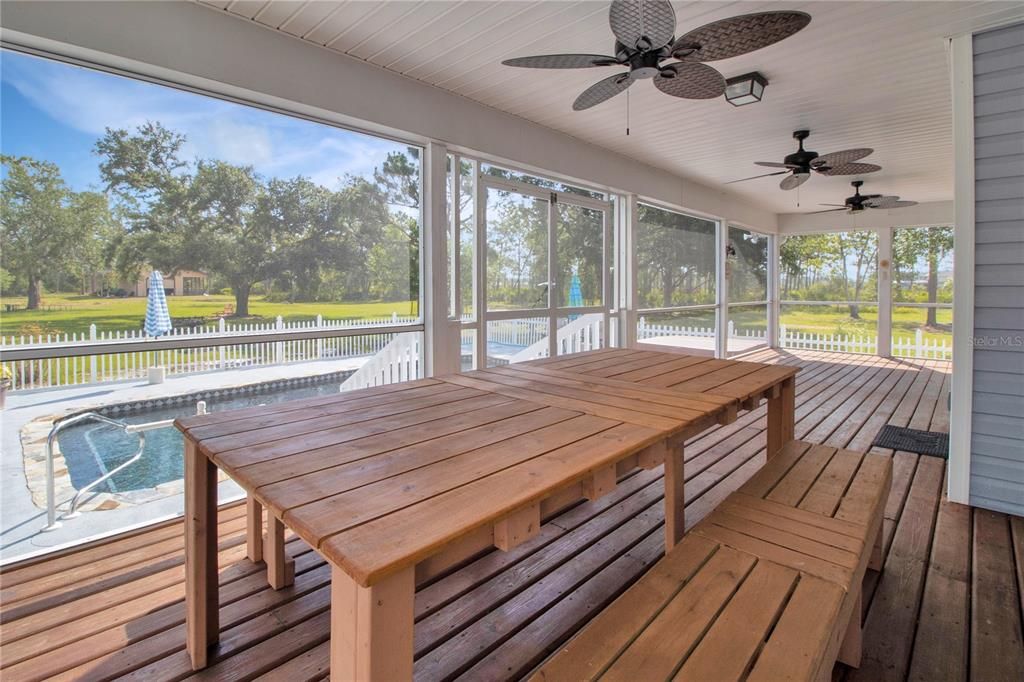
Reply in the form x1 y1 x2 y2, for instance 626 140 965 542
969 21 1024 517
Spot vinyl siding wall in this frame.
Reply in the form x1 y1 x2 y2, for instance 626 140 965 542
969 21 1024 516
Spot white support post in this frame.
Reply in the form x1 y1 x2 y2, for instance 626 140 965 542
274 315 284 364
715 220 729 358
877 227 893 357
474 163 486 370
948 32 975 505
622 195 639 348
89 324 97 383
218 317 226 370
768 235 781 348
423 142 458 377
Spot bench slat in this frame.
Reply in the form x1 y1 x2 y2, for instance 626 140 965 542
534 440 893 682
600 546 757 681
673 560 799 681
748 574 846 682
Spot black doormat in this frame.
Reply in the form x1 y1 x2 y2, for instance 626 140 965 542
872 425 949 458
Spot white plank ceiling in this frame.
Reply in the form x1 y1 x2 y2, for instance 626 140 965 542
197 1 1024 214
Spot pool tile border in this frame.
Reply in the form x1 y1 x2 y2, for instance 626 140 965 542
20 370 353 514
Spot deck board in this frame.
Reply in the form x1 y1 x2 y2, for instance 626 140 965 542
3 350 1020 682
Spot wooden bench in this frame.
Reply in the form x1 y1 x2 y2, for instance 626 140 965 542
532 440 892 682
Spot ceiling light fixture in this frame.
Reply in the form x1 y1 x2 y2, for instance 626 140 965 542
724 72 768 106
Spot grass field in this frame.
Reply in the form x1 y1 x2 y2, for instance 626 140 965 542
640 303 952 346
0 293 419 337
1 292 951 347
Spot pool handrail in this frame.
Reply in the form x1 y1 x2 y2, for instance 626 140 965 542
43 402 207 532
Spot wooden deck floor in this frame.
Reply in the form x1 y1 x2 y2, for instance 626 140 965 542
2 350 1022 682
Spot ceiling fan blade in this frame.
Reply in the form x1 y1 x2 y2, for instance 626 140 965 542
725 170 789 184
817 162 882 176
671 11 811 61
755 161 798 168
819 203 848 207
806 207 849 215
502 54 622 69
780 173 810 191
863 195 899 208
865 196 917 209
811 148 873 168
653 62 725 99
609 0 676 52
573 73 634 111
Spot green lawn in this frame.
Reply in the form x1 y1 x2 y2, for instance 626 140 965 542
0 293 419 337
780 304 952 345
1 292 951 349
640 304 952 347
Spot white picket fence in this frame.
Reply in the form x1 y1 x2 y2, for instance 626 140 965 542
3 312 951 393
891 329 952 360
637 319 951 360
638 318 766 343
780 327 877 355
781 326 951 359
1 314 417 391
340 332 423 392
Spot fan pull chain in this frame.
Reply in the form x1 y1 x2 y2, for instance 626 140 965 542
626 89 630 136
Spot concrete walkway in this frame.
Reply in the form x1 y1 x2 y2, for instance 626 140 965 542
0 357 364 563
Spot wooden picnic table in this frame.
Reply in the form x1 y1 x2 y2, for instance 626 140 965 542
175 348 798 680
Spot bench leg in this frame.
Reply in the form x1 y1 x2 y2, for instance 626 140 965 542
331 565 414 681
246 495 263 563
266 515 295 590
184 441 218 670
838 588 862 668
766 376 796 460
664 441 685 551
868 528 884 572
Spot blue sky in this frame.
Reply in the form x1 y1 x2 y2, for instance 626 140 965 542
1 49 409 193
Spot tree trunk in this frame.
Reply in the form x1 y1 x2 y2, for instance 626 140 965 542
26 276 42 310
926 249 939 327
233 283 251 317
662 272 674 308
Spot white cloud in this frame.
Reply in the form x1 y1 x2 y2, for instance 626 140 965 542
2 51 411 188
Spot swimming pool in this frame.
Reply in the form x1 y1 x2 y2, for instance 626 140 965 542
54 338 528 495
56 373 351 494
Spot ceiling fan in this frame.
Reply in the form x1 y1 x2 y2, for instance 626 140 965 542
729 130 882 190
808 181 918 214
502 1 811 111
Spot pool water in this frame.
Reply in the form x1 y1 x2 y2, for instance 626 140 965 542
58 339 530 496
57 379 346 494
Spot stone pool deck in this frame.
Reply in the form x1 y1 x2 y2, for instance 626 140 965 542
0 357 365 564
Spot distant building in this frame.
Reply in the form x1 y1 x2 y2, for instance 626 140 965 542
121 269 209 296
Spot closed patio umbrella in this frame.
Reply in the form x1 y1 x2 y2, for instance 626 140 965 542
145 271 172 384
568 271 583 308
144 271 172 337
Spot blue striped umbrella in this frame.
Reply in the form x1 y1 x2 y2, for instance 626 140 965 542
144 271 172 337
568 271 583 322
568 272 583 308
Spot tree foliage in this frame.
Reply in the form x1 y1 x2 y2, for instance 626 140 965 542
90 122 420 316
1 155 114 308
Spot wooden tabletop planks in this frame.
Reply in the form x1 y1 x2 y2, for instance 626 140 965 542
176 348 797 591
543 348 799 402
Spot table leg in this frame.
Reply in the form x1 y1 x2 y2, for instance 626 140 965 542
331 565 415 681
766 376 796 460
185 440 219 670
664 441 685 551
266 515 295 589
246 495 263 563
